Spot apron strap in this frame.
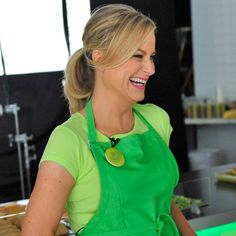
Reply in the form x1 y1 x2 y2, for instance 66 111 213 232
133 107 159 135
85 99 97 144
133 107 171 152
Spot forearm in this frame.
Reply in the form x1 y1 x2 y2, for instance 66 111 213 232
171 201 197 236
21 202 61 236
21 218 55 236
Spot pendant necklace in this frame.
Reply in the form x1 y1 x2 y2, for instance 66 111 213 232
105 137 125 167
85 99 125 167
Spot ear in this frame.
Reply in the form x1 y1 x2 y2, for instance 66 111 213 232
92 49 104 72
91 49 103 63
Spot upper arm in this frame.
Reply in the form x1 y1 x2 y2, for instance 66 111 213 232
22 161 75 235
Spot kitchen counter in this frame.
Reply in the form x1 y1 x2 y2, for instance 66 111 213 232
178 162 236 218
189 210 236 231
177 162 236 233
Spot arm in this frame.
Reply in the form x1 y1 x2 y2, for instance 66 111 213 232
171 201 197 236
21 161 74 236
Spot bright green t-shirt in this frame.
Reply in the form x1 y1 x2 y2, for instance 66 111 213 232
40 103 173 232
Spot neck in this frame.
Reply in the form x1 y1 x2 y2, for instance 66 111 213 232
90 96 135 137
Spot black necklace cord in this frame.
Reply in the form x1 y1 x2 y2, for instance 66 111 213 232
109 137 120 147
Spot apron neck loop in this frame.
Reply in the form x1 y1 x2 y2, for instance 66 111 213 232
85 98 97 144
133 108 156 132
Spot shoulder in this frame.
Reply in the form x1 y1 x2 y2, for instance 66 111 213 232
133 102 167 114
47 112 89 158
133 103 173 145
47 113 86 145
48 112 88 142
133 103 170 123
41 113 88 180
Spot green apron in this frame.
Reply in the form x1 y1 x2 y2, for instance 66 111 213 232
77 100 180 236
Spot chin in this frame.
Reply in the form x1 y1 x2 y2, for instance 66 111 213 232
133 95 145 103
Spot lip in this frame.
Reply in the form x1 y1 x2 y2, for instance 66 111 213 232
129 77 148 90
129 77 149 82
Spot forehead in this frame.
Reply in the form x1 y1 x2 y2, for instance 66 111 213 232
138 33 156 52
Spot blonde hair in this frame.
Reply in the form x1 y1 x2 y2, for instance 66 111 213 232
64 4 156 114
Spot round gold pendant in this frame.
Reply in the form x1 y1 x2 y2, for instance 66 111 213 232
105 147 125 167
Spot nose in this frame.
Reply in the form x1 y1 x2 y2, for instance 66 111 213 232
143 58 155 76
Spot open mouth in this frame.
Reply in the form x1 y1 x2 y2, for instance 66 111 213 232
129 78 147 88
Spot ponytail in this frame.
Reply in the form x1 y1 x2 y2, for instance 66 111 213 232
64 49 94 114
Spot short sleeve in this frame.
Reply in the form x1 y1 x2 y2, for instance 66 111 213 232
40 125 80 180
157 107 173 145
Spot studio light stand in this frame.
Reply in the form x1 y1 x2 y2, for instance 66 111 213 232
1 41 36 199
4 103 36 199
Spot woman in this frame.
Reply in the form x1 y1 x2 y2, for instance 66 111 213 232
22 4 196 236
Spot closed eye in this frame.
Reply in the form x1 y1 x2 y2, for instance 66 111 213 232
132 54 144 59
132 53 157 62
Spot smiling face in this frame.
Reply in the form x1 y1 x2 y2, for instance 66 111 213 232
93 33 156 105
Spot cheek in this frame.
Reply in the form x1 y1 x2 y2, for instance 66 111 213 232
129 64 143 74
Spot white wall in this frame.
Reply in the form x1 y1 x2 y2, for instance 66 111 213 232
191 0 236 101
189 0 236 165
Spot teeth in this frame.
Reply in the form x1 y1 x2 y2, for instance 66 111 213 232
130 78 147 85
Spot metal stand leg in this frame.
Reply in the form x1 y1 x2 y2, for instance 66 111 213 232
21 134 37 196
5 104 37 199
5 104 25 199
